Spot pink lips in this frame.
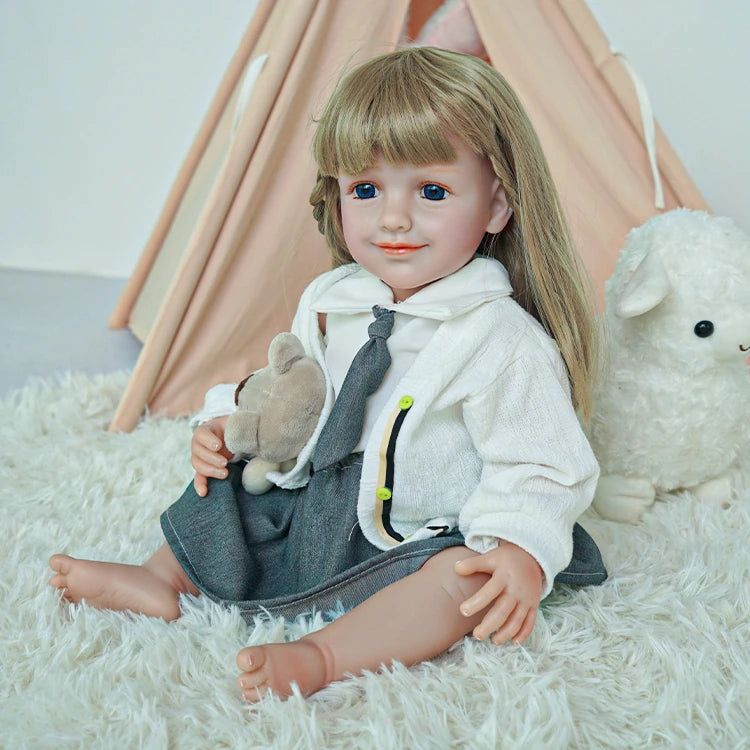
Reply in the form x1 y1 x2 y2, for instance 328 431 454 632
375 242 427 256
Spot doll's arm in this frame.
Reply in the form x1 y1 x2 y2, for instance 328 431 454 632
192 416 233 497
454 541 543 645
460 338 599 595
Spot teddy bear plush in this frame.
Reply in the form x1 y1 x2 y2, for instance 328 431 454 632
589 209 750 523
224 332 326 494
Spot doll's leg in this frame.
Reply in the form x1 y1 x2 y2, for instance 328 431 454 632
236 546 488 701
49 542 199 621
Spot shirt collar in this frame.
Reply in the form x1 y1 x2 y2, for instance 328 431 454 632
311 257 513 321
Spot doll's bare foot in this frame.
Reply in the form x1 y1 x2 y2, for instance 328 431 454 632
236 638 334 702
49 553 189 621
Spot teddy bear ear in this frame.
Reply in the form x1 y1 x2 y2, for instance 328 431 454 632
614 250 672 319
268 332 306 373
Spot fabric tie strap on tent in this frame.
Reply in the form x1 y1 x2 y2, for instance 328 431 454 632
108 0 708 432
231 54 269 138
611 49 665 210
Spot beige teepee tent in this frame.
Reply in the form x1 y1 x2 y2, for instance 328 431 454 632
108 0 708 432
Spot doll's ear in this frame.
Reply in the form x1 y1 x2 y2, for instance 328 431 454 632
486 182 513 234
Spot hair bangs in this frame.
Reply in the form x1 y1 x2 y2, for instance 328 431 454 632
314 56 461 177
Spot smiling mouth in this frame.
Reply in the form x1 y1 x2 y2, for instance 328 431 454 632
375 243 427 256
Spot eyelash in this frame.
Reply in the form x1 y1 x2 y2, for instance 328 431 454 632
348 182 451 201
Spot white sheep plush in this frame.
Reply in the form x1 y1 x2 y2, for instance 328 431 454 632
589 209 750 523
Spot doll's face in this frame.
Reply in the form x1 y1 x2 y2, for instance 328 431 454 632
337 136 511 302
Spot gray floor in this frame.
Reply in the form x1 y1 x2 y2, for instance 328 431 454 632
0 267 142 397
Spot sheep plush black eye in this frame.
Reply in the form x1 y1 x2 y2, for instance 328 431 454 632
694 320 714 338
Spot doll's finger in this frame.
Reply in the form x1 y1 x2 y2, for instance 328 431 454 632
193 425 221 449
193 439 232 463
511 608 537 646
193 426 233 460
191 449 226 471
193 474 208 498
192 434 221 455
472 594 516 641
460 578 504 618
192 459 229 483
491 604 528 646
192 442 228 468
454 554 487 577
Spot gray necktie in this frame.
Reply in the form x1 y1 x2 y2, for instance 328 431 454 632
312 305 395 471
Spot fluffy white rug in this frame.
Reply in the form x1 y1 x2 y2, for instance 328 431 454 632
1 372 749 749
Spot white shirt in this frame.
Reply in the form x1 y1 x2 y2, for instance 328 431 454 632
309 260 519 451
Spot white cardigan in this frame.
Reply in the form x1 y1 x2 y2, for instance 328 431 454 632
195 259 599 596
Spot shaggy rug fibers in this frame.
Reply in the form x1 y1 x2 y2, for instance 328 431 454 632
1 372 749 749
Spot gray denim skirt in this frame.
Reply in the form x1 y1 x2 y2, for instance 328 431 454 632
161 454 606 623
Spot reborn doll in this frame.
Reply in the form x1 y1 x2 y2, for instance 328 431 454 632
50 47 606 702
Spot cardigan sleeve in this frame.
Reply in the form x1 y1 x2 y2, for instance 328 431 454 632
188 383 238 429
458 338 599 597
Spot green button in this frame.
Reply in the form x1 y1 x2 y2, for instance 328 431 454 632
398 395 414 410
376 487 392 501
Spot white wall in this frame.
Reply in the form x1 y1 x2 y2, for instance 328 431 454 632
586 0 750 235
0 1 748 278
0 0 254 277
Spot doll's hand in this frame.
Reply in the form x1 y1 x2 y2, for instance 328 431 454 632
454 542 543 645
191 416 233 497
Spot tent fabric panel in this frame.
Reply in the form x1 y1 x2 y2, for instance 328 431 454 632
127 61 248 342
110 0 348 430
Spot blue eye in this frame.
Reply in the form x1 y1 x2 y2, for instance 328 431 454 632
421 184 447 201
354 183 378 199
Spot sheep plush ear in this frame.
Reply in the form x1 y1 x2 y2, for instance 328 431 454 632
614 251 671 318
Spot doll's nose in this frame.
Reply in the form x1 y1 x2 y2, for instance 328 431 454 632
379 195 412 232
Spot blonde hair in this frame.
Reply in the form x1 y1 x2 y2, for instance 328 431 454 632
310 46 599 418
